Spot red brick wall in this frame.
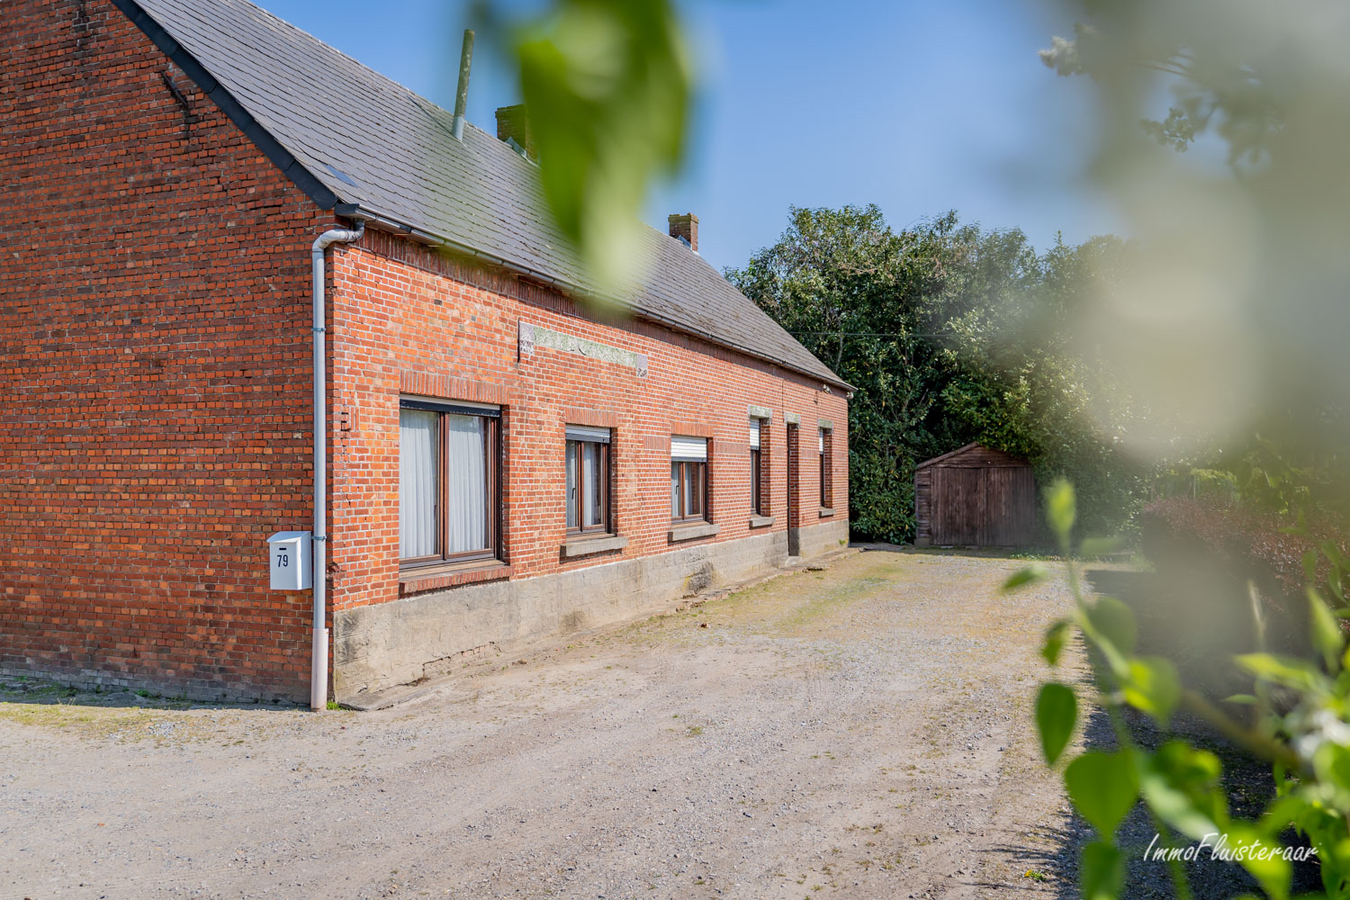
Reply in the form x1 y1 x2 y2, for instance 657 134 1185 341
0 0 328 701
326 231 849 611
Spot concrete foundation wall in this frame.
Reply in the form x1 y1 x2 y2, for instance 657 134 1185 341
334 521 842 700
795 517 851 560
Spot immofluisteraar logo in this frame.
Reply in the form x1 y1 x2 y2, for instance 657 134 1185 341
1143 832 1318 863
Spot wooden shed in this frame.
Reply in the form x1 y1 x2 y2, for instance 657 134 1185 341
914 444 1037 547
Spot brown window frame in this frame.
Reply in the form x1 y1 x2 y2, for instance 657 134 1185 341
399 398 502 570
750 417 769 517
671 436 710 524
819 427 833 508
670 460 708 523
750 447 763 515
566 432 612 536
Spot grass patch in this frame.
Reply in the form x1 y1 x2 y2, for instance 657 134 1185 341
0 702 155 738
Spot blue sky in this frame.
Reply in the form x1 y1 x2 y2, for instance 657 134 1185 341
259 0 1114 273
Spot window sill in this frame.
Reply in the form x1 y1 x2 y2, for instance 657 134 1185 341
749 515 776 529
399 560 511 596
669 521 721 543
819 507 835 518
561 533 628 558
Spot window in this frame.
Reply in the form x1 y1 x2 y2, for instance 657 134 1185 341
670 436 708 522
749 417 765 516
565 425 611 534
399 398 501 567
819 428 832 508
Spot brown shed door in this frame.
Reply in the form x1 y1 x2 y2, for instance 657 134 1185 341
985 465 1036 545
930 467 983 545
931 465 1035 546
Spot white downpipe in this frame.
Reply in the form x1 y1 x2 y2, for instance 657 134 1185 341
310 220 364 711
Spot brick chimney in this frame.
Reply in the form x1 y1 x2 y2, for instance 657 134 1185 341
495 104 535 159
668 213 698 253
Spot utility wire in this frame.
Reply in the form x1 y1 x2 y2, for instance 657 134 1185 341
788 331 955 338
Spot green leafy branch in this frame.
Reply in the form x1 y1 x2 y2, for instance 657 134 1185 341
1009 479 1350 899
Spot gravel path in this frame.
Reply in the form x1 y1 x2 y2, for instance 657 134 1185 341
1 549 1089 900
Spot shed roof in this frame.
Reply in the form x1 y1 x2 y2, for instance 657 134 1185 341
111 0 849 390
915 443 1031 470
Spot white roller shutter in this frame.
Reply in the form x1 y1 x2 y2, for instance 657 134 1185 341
749 418 761 450
671 435 708 462
565 425 611 444
819 429 826 452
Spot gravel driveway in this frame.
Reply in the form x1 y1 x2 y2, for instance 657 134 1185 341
1 549 1087 900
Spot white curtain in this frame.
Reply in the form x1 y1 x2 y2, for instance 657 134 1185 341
400 409 438 559
445 414 487 553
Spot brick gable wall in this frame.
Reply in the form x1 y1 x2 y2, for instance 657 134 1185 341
0 0 329 701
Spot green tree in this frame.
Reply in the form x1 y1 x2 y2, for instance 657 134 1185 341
728 205 1146 544
728 206 967 542
941 234 1153 538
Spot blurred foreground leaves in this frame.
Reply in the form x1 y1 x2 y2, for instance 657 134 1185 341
504 0 692 298
727 206 1149 543
1041 0 1350 493
1033 4 1350 894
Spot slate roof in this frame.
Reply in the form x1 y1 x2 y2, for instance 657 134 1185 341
112 0 849 389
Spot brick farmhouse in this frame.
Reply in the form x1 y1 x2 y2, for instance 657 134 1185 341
1 0 851 706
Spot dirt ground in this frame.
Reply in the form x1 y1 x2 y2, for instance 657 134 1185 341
1 549 1092 900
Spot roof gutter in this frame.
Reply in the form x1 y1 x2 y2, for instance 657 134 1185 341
334 203 855 392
